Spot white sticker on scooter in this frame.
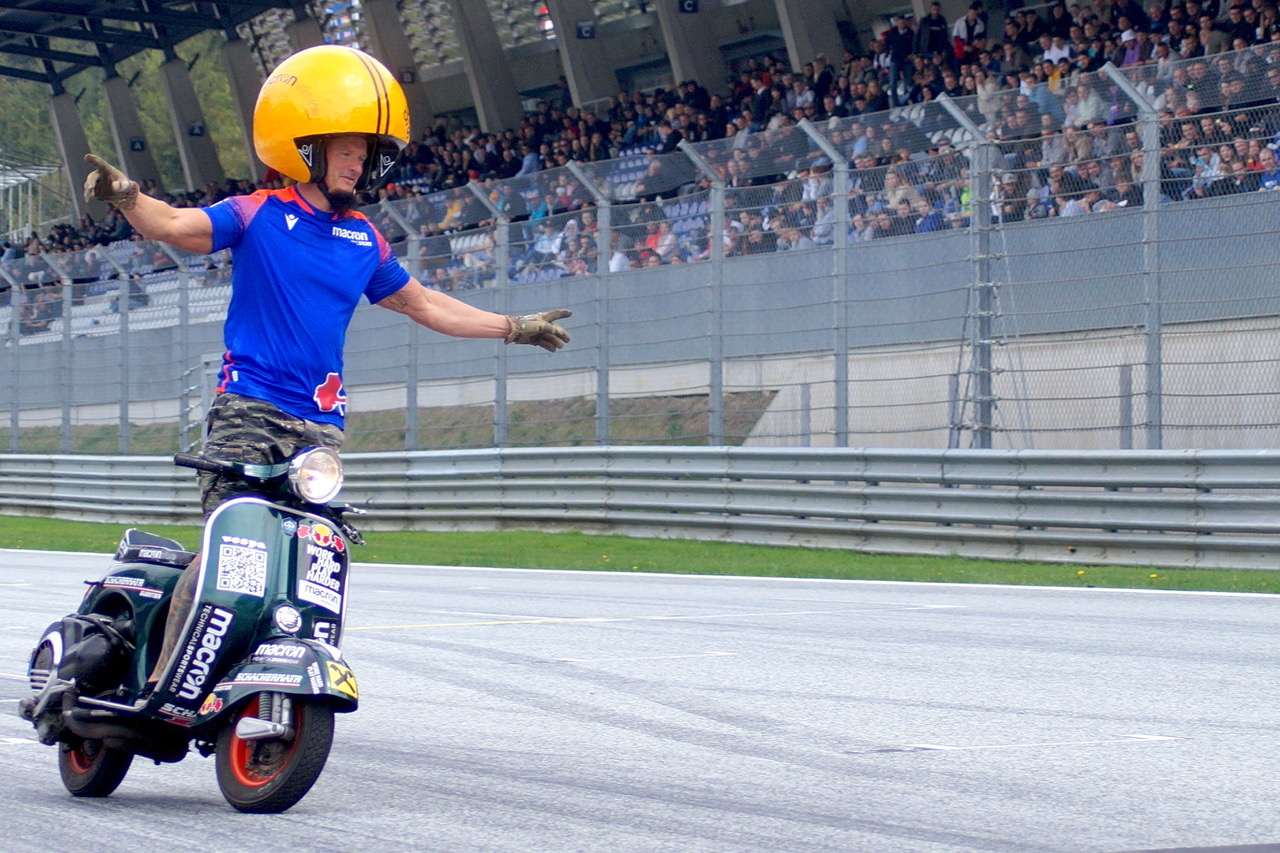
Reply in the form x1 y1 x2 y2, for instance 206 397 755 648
216 538 268 598
296 544 344 614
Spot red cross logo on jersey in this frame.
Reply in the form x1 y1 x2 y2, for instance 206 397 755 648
313 373 347 415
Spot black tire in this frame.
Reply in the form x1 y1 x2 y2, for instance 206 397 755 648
214 695 335 814
59 739 134 797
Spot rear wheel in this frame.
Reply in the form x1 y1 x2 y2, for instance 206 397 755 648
59 738 134 797
214 695 334 813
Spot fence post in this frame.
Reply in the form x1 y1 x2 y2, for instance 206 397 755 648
0 264 20 451
379 200 423 450
158 245 198 453
1103 63 1163 449
36 254 74 451
1119 364 1134 450
799 118 850 446
119 267 131 453
938 95 995 449
466 181 509 447
679 141 725 444
378 199 422 280
567 161 612 445
82 245 142 453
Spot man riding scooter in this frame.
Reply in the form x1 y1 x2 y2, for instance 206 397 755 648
81 44 573 699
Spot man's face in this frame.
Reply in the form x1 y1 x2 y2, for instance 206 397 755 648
324 135 369 194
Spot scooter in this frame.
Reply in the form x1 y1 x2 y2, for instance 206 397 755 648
19 446 364 813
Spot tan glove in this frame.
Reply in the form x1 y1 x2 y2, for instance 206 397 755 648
505 309 572 352
83 153 139 210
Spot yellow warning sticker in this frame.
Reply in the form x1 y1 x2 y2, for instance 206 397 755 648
325 661 358 699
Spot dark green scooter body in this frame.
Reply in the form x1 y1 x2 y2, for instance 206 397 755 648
144 497 358 728
21 449 363 810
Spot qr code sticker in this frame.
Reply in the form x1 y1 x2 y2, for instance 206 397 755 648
216 544 267 597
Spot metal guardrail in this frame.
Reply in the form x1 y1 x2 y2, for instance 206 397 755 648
2 447 1279 570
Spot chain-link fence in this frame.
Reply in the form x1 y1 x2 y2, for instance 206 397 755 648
5 44 1280 454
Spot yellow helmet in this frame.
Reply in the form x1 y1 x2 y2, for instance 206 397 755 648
253 45 410 191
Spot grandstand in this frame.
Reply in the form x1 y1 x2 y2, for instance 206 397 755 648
6 3 1280 454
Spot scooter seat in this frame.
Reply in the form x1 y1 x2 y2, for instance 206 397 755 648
114 528 197 569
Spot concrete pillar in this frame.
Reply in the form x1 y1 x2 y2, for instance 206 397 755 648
101 73 164 192
159 58 225 192
543 0 619 109
360 0 436 141
49 92 93 222
774 0 847 72
651 0 726 96
286 16 325 51
220 36 266 182
446 0 525 132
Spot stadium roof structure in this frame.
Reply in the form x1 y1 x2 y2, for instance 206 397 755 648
0 160 59 189
0 0 294 93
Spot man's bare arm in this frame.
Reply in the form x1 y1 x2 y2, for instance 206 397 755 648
377 279 512 337
84 154 213 254
377 279 571 351
120 194 215 255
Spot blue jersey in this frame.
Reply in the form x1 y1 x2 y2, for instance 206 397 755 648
204 187 410 427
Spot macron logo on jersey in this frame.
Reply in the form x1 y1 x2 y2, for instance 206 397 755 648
285 214 298 231
332 225 372 247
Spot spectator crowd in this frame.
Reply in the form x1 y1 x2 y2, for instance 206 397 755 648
7 0 1280 314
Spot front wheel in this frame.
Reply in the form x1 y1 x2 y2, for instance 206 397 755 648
59 738 134 797
214 695 335 813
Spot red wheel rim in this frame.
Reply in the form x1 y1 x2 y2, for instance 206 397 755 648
65 744 96 774
228 701 301 788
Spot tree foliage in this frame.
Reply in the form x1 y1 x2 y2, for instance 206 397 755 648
0 30 253 193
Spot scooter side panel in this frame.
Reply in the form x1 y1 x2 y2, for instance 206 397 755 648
80 564 184 694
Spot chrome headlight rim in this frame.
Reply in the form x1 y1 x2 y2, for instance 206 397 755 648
287 446 344 504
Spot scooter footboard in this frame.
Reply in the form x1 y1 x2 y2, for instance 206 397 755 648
194 638 358 725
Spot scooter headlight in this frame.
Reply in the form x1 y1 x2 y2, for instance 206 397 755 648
288 447 344 504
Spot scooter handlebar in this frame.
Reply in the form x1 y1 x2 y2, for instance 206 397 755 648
173 453 226 473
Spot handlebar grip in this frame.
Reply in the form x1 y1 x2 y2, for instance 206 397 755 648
173 453 224 473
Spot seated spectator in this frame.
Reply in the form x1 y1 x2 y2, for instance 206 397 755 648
653 221 679 261
1256 146 1280 190
775 224 816 251
913 199 947 232
18 289 54 335
810 197 836 245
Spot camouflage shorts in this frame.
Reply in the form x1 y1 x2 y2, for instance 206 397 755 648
198 393 344 516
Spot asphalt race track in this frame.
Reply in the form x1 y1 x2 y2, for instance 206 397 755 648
1 550 1277 853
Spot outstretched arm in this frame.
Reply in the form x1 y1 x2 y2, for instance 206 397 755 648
83 154 213 255
377 278 571 352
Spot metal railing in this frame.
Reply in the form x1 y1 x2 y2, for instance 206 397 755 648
3 447 1279 570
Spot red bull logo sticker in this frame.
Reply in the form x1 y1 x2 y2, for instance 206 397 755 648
297 522 345 553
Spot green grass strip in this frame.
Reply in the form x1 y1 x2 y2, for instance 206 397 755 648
1 514 1275 594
